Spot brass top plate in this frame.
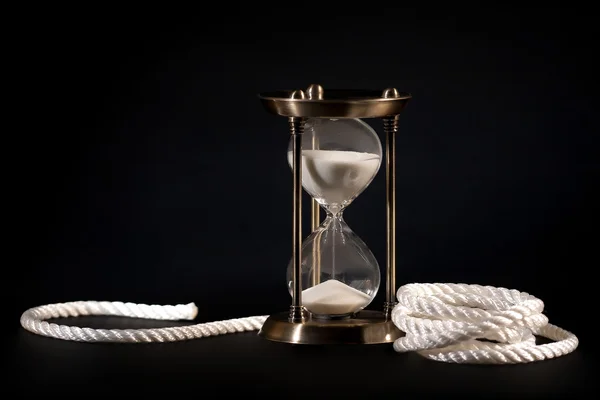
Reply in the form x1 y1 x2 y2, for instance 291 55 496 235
258 89 412 118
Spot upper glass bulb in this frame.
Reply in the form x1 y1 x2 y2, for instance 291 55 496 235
287 118 382 214
286 118 383 318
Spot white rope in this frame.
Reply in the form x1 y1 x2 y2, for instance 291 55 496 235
19 301 267 343
391 283 579 364
20 283 578 364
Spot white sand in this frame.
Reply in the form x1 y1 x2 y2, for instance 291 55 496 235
302 279 372 315
287 150 380 207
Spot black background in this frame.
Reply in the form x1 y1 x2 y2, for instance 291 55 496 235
6 5 597 398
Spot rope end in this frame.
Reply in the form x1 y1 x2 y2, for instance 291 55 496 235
187 303 198 320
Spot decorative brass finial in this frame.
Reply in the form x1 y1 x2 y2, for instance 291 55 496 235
382 87 400 98
306 84 324 100
290 90 306 99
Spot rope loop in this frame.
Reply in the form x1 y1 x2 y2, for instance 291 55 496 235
392 283 578 364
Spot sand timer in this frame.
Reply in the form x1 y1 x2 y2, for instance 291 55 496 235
285 118 382 318
258 85 411 344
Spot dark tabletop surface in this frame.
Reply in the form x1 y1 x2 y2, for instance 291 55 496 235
4 313 594 399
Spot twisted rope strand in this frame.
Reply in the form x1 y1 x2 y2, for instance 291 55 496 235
20 283 578 364
392 283 578 364
20 301 267 343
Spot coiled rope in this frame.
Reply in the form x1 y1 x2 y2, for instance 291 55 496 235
20 283 578 364
391 283 578 364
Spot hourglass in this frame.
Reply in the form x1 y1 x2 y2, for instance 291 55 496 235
258 85 411 344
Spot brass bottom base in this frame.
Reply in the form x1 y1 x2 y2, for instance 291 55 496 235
258 310 403 345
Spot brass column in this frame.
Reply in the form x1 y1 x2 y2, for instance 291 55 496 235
310 152 321 287
311 190 320 232
383 88 401 317
288 91 306 322
306 84 323 287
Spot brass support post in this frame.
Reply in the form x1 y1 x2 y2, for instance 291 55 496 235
289 114 306 322
383 114 400 317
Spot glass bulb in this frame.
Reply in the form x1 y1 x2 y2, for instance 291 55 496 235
287 118 382 213
286 118 382 318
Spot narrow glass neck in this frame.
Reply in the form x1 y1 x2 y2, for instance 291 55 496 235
324 205 345 220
